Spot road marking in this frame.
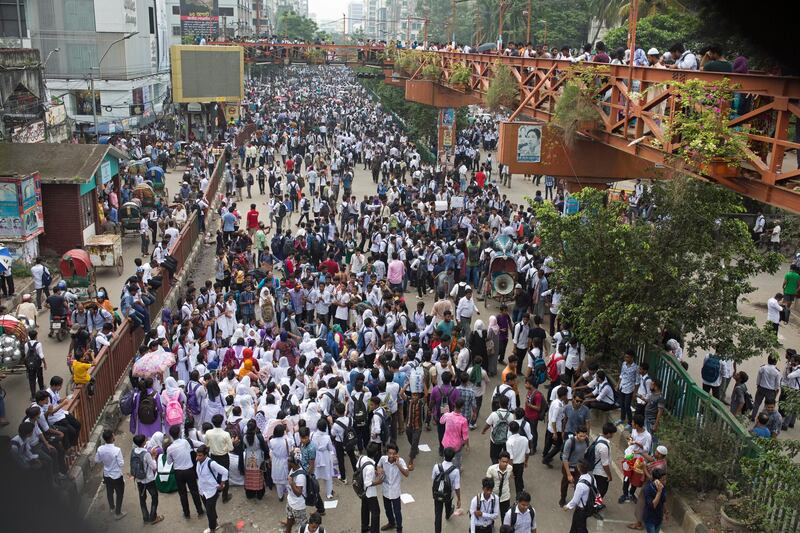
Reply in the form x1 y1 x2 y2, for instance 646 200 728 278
83 477 106 521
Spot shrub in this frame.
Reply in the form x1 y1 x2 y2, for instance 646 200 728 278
486 63 518 111
421 63 442 81
449 63 472 86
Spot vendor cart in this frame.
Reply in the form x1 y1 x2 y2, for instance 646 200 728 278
86 234 124 275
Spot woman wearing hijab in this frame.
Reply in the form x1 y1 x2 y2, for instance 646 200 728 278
131 378 163 438
302 399 322 430
469 319 488 364
239 419 268 499
312 418 335 500
268 423 292 501
160 376 187 429
486 315 501 376
272 356 291 383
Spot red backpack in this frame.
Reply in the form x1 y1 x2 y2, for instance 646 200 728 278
547 352 564 382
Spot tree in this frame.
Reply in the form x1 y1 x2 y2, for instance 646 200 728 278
532 177 781 363
603 10 701 53
276 10 319 42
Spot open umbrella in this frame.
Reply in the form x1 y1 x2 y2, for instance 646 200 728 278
132 350 176 379
0 247 12 274
477 42 498 53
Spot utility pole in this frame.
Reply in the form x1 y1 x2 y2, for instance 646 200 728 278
343 14 347 43
526 0 531 44
497 0 508 50
448 0 455 46
406 16 410 45
90 32 138 143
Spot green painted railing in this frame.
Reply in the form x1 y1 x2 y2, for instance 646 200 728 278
635 346 758 461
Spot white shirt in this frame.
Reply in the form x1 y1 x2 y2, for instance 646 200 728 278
456 296 479 319
486 463 512 502
377 455 407 499
133 446 158 484
166 438 195 470
485 409 515 443
505 433 529 464
288 467 307 509
547 398 565 434
767 297 783 324
94 443 124 479
431 460 461 495
196 457 228 498
356 456 378 498
590 436 611 477
470 492 500 531
565 473 594 509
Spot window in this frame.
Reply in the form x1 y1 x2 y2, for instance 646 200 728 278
148 6 155 34
0 0 27 38
172 25 181 36
172 5 180 15
79 191 95 230
219 7 234 16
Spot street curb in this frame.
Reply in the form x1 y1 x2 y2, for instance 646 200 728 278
588 411 709 533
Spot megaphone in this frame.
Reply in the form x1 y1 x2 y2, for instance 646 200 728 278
494 273 514 296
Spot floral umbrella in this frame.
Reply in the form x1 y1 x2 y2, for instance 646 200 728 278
132 350 176 378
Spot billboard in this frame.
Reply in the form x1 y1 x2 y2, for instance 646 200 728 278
516 124 542 163
180 0 219 43
170 45 244 103
0 173 43 240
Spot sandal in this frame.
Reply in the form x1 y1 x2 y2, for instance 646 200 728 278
627 524 643 530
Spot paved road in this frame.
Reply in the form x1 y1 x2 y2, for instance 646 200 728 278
80 164 678 532
0 165 187 436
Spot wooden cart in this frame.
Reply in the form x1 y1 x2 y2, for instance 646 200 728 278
86 234 124 275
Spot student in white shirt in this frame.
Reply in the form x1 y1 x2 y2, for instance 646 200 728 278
502 490 537 532
432 447 462 533
585 370 617 411
377 442 410 531
505 421 529 495
194 444 229 533
165 424 205 518
563 460 596 532
357 443 383 533
470 476 501 533
94 429 126 520
131 433 163 525
542 386 568 466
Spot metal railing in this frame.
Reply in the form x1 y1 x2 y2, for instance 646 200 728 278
62 153 225 461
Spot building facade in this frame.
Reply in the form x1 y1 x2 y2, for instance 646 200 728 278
346 1 363 35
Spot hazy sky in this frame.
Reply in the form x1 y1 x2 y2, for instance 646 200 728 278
309 0 351 29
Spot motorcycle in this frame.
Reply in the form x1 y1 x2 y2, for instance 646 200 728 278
49 315 69 342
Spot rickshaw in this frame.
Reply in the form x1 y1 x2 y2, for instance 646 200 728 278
132 183 157 213
0 315 29 371
145 165 167 197
119 199 142 236
484 235 518 308
59 249 96 302
127 159 148 176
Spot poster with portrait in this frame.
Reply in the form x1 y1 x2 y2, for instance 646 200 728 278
516 124 542 163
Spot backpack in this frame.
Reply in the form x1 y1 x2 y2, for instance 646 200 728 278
24 341 41 371
130 448 148 481
491 411 511 445
547 353 563 382
137 392 158 425
577 478 602 515
701 356 721 383
431 463 457 502
353 393 369 428
352 458 374 499
291 467 320 506
278 202 287 218
120 389 135 416
491 384 511 411
186 381 202 416
742 390 754 415
584 437 607 469
41 267 52 287
335 419 358 452
357 327 372 353
164 393 184 427
280 396 293 413
438 385 454 415
471 493 495 519
532 356 548 386
373 409 389 444
226 418 243 441
509 506 535 527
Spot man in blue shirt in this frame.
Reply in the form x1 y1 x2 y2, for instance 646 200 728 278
221 209 237 244
642 470 667 533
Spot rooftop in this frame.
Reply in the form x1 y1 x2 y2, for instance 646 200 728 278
0 143 128 184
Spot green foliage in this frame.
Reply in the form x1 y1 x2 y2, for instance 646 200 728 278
276 10 318 42
449 63 472 86
10 259 31 278
305 48 326 63
552 68 604 145
731 439 800 532
395 50 424 76
532 177 781 363
421 63 442 81
654 414 742 493
662 78 750 167
604 10 701 53
485 63 518 111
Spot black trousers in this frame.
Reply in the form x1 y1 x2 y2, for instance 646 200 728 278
570 508 590 533
406 427 422 461
512 462 525 494
489 441 504 465
210 453 230 499
54 415 81 448
27 367 44 400
499 499 511 523
433 498 454 533
202 491 219 530
0 274 14 296
383 496 403 531
174 468 204 517
334 440 358 481
355 425 370 452
595 475 609 498
543 431 564 463
360 495 380 533
103 476 124 514
137 480 159 522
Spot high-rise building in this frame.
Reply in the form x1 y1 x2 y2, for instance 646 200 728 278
346 2 364 35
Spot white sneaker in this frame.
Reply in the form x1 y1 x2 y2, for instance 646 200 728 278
113 512 127 521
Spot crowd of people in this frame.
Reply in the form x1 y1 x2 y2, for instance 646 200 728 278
8 61 793 533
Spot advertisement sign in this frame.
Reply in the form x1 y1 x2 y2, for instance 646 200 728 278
180 0 219 42
20 177 36 212
156 0 171 71
45 104 66 127
74 90 101 116
0 174 43 239
100 161 113 184
12 121 45 143
0 183 18 217
516 124 542 163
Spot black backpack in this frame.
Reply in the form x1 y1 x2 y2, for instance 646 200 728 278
280 396 293 413
372 410 389 444
577 478 601 515
352 458 374 499
137 392 158 425
432 463 457 502
335 419 358 452
509 505 536 527
353 393 368 428
24 341 41 371
584 437 607 469
130 448 148 481
290 467 319 507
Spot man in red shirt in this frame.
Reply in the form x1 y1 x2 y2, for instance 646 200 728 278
318 255 339 277
475 169 486 188
246 204 259 237
285 157 295 173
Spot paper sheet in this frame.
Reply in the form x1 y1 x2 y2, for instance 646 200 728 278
400 493 415 504
324 500 338 509
417 444 431 452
